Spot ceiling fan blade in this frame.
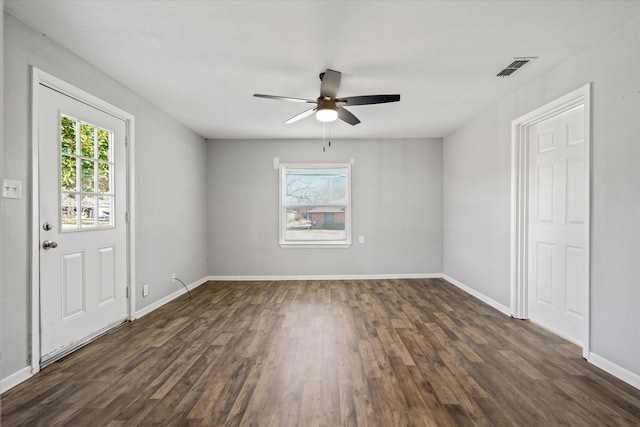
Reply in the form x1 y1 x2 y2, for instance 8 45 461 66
320 69 341 99
253 94 315 103
337 106 360 126
336 94 401 106
284 107 317 124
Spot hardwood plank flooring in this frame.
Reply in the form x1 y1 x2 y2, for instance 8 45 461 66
2 278 640 426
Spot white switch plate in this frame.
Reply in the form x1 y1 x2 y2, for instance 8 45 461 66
143 284 149 297
2 179 22 199
359 235 365 244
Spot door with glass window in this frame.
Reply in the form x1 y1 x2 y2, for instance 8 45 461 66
38 84 128 365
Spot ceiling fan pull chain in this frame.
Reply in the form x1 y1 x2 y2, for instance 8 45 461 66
322 122 326 151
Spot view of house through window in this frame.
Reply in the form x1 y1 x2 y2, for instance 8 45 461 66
280 164 351 246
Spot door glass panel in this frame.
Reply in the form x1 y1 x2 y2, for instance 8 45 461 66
61 116 77 154
80 122 95 158
81 160 95 192
81 195 96 228
61 155 76 191
98 162 110 193
98 128 111 161
98 196 113 228
60 114 115 231
61 193 78 230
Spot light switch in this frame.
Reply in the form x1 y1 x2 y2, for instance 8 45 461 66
2 179 22 199
359 235 365 244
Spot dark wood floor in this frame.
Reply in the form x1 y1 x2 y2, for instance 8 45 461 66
2 279 640 426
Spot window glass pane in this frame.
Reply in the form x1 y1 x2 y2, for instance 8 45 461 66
61 193 78 230
98 128 111 161
284 168 347 206
60 116 76 154
61 155 76 191
80 195 96 228
285 206 346 241
98 162 111 193
80 122 95 158
81 160 95 192
98 196 113 228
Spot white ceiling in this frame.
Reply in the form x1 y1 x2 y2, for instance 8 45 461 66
5 1 640 140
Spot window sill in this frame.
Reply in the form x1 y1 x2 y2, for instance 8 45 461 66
279 241 352 249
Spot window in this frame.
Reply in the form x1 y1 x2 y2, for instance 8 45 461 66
279 164 351 247
60 114 114 231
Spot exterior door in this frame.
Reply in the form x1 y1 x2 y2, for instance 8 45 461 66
38 84 128 365
528 105 586 344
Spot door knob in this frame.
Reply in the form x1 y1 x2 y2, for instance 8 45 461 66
42 240 58 250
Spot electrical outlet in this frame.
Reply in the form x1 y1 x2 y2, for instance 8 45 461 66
142 284 149 297
172 273 177 281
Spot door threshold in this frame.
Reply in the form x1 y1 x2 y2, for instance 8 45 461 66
40 317 128 369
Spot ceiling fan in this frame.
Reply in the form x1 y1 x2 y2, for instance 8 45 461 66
253 69 400 126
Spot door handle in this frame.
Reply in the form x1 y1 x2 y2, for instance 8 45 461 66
42 240 58 250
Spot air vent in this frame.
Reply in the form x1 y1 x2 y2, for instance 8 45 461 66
497 57 537 77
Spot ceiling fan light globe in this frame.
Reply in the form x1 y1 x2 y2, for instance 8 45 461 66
316 108 338 122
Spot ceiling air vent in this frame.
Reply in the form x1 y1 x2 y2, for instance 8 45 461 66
497 57 537 77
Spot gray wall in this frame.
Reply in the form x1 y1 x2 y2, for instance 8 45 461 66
443 16 640 375
207 138 443 277
443 111 511 305
2 12 208 378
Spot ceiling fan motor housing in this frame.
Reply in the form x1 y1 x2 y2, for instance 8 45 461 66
318 98 337 111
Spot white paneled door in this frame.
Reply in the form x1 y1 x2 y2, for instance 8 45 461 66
38 84 128 365
528 105 586 344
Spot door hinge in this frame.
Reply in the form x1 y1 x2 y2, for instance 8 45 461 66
125 212 130 223
126 287 130 298
125 136 129 147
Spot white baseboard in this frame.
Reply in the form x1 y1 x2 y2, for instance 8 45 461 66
205 273 442 281
134 276 208 319
1 366 32 394
442 274 512 316
588 352 640 390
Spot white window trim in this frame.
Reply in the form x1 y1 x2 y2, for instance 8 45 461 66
279 163 352 248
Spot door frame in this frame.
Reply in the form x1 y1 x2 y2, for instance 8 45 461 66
510 83 591 358
30 67 136 374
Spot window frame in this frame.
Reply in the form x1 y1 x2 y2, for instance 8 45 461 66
279 163 352 248
59 113 116 232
